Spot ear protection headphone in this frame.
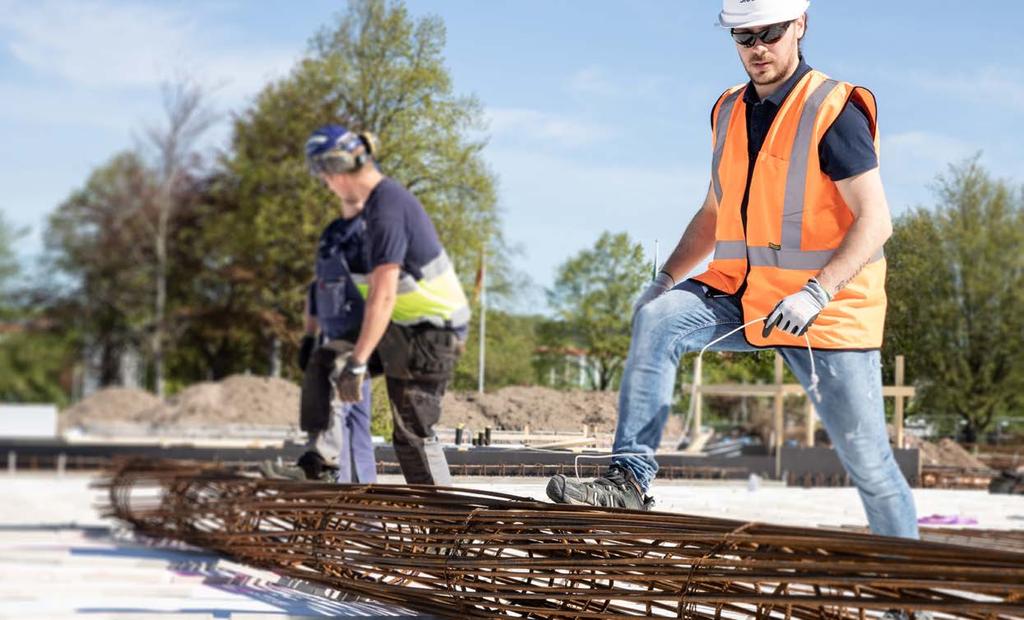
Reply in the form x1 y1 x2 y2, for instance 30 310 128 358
343 131 379 170
309 131 380 175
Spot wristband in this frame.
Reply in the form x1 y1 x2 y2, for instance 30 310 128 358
344 359 368 375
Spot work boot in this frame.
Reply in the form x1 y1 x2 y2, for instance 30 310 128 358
546 465 654 510
296 451 337 482
260 452 336 482
258 460 307 481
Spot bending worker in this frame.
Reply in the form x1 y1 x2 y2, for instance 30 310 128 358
305 124 469 486
547 0 920 539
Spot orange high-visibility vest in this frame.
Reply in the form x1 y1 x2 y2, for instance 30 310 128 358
693 69 886 349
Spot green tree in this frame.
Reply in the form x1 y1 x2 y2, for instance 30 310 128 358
0 212 24 320
884 158 1024 440
454 310 541 391
141 80 218 396
0 212 75 404
213 0 504 380
45 152 158 385
546 232 649 390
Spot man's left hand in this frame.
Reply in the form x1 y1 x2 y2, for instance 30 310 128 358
763 279 831 338
335 357 368 402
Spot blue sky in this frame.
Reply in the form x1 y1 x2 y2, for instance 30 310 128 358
2 1 1022 310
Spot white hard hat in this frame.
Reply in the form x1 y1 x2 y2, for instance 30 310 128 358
717 0 810 29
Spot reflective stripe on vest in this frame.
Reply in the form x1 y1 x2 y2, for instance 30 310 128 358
696 70 887 349
712 89 743 205
352 250 470 329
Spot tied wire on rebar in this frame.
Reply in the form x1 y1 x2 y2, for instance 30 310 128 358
98 459 1024 619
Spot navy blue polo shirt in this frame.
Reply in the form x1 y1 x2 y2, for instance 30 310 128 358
363 177 445 279
363 177 468 337
719 60 878 181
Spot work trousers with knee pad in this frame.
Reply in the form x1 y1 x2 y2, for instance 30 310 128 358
376 323 462 486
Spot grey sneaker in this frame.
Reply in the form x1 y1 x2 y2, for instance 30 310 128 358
546 466 655 510
882 610 934 620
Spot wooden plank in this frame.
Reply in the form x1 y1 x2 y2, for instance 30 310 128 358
894 355 906 450
692 356 704 446
773 354 785 480
805 397 816 448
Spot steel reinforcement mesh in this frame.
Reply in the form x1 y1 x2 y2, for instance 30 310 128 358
99 459 1024 619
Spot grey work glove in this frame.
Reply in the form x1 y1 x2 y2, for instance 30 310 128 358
333 357 368 403
762 278 831 338
632 271 675 320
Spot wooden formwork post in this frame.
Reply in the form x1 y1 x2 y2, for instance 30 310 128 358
691 355 703 445
894 355 906 449
804 398 816 447
773 353 785 452
773 353 785 479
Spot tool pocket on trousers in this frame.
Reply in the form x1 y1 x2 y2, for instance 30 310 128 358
408 328 457 381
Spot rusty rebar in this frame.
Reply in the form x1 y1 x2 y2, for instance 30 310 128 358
98 459 1024 619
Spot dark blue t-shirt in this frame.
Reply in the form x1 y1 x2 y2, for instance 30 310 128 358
717 60 878 182
363 177 468 338
363 177 445 278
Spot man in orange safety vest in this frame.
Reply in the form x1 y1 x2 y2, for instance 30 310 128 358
547 0 920 543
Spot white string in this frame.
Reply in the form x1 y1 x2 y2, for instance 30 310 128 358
518 319 821 480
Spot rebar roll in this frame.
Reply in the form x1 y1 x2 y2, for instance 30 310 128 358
100 459 1024 619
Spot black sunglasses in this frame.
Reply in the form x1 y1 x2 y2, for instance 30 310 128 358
730 21 793 48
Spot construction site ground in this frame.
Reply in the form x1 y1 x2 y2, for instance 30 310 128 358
2 472 1021 618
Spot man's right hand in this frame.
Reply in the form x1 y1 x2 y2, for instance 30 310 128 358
632 271 674 320
298 334 316 371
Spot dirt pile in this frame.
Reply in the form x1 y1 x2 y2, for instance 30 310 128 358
60 375 300 430
63 380 682 437
60 388 164 430
906 434 988 469
440 386 619 432
150 375 300 426
439 386 685 439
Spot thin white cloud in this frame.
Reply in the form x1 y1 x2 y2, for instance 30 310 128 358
882 131 976 183
485 145 708 289
0 1 196 88
905 67 1024 112
881 131 979 211
486 108 616 148
566 65 672 101
0 0 297 103
568 66 616 97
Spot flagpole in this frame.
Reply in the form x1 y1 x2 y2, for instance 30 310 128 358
478 249 486 394
653 239 660 278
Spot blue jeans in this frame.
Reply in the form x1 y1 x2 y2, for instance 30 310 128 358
612 279 919 538
311 378 378 484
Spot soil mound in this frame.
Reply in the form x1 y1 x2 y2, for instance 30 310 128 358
905 434 988 469
60 375 300 430
60 387 163 431
149 375 300 427
441 386 619 432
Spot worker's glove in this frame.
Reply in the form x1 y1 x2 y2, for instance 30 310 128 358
297 334 316 371
334 357 368 403
762 278 831 338
632 271 674 320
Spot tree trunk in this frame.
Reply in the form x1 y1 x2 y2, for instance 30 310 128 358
269 336 281 378
153 200 168 398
